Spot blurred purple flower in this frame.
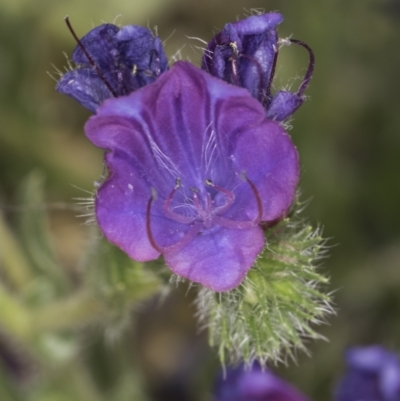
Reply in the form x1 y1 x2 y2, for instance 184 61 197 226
214 363 311 401
57 23 168 112
336 346 400 401
85 61 299 291
201 12 314 122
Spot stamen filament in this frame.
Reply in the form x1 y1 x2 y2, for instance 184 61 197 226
163 179 195 224
205 179 235 215
265 44 279 104
147 194 201 253
244 176 263 224
289 39 315 96
146 194 162 253
212 176 263 230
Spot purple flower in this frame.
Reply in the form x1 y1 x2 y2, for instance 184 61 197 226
56 23 168 112
201 13 314 122
336 346 400 401
85 61 299 291
214 363 311 401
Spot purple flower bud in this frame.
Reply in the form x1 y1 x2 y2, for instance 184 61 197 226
336 346 400 401
201 13 314 122
56 23 168 112
214 363 311 401
85 61 299 291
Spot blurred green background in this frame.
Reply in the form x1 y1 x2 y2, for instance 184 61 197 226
1 0 400 400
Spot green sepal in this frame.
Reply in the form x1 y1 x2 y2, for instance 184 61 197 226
196 215 333 367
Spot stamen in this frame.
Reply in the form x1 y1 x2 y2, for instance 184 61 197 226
205 179 235 215
229 42 240 86
212 176 263 230
147 192 201 253
289 39 315 96
163 179 195 224
265 44 279 105
146 192 162 253
64 16 118 97
192 192 203 213
243 176 263 224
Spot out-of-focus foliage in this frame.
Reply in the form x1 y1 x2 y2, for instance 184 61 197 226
0 0 400 400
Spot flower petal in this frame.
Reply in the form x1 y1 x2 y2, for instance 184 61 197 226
215 364 311 401
86 61 299 290
95 149 193 261
56 69 113 113
86 61 268 194
336 346 400 401
231 120 299 222
57 23 168 111
164 226 264 291
202 13 283 102
266 91 304 122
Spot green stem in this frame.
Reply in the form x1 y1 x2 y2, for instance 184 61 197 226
32 290 106 333
65 361 105 401
0 283 32 342
0 213 33 290
33 279 160 333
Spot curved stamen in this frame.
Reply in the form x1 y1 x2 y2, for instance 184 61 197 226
205 179 235 215
163 178 196 224
64 16 118 97
243 176 263 224
289 38 315 97
212 176 263 230
146 192 202 253
146 190 162 253
162 222 202 254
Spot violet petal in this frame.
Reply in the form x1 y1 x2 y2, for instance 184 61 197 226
57 23 168 111
56 69 113 113
265 91 304 122
214 363 311 401
164 226 264 291
336 346 400 401
202 13 283 103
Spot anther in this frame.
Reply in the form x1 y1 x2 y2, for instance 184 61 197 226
229 42 239 56
229 42 240 86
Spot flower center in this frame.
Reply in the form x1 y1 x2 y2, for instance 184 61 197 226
162 178 237 229
145 175 264 254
